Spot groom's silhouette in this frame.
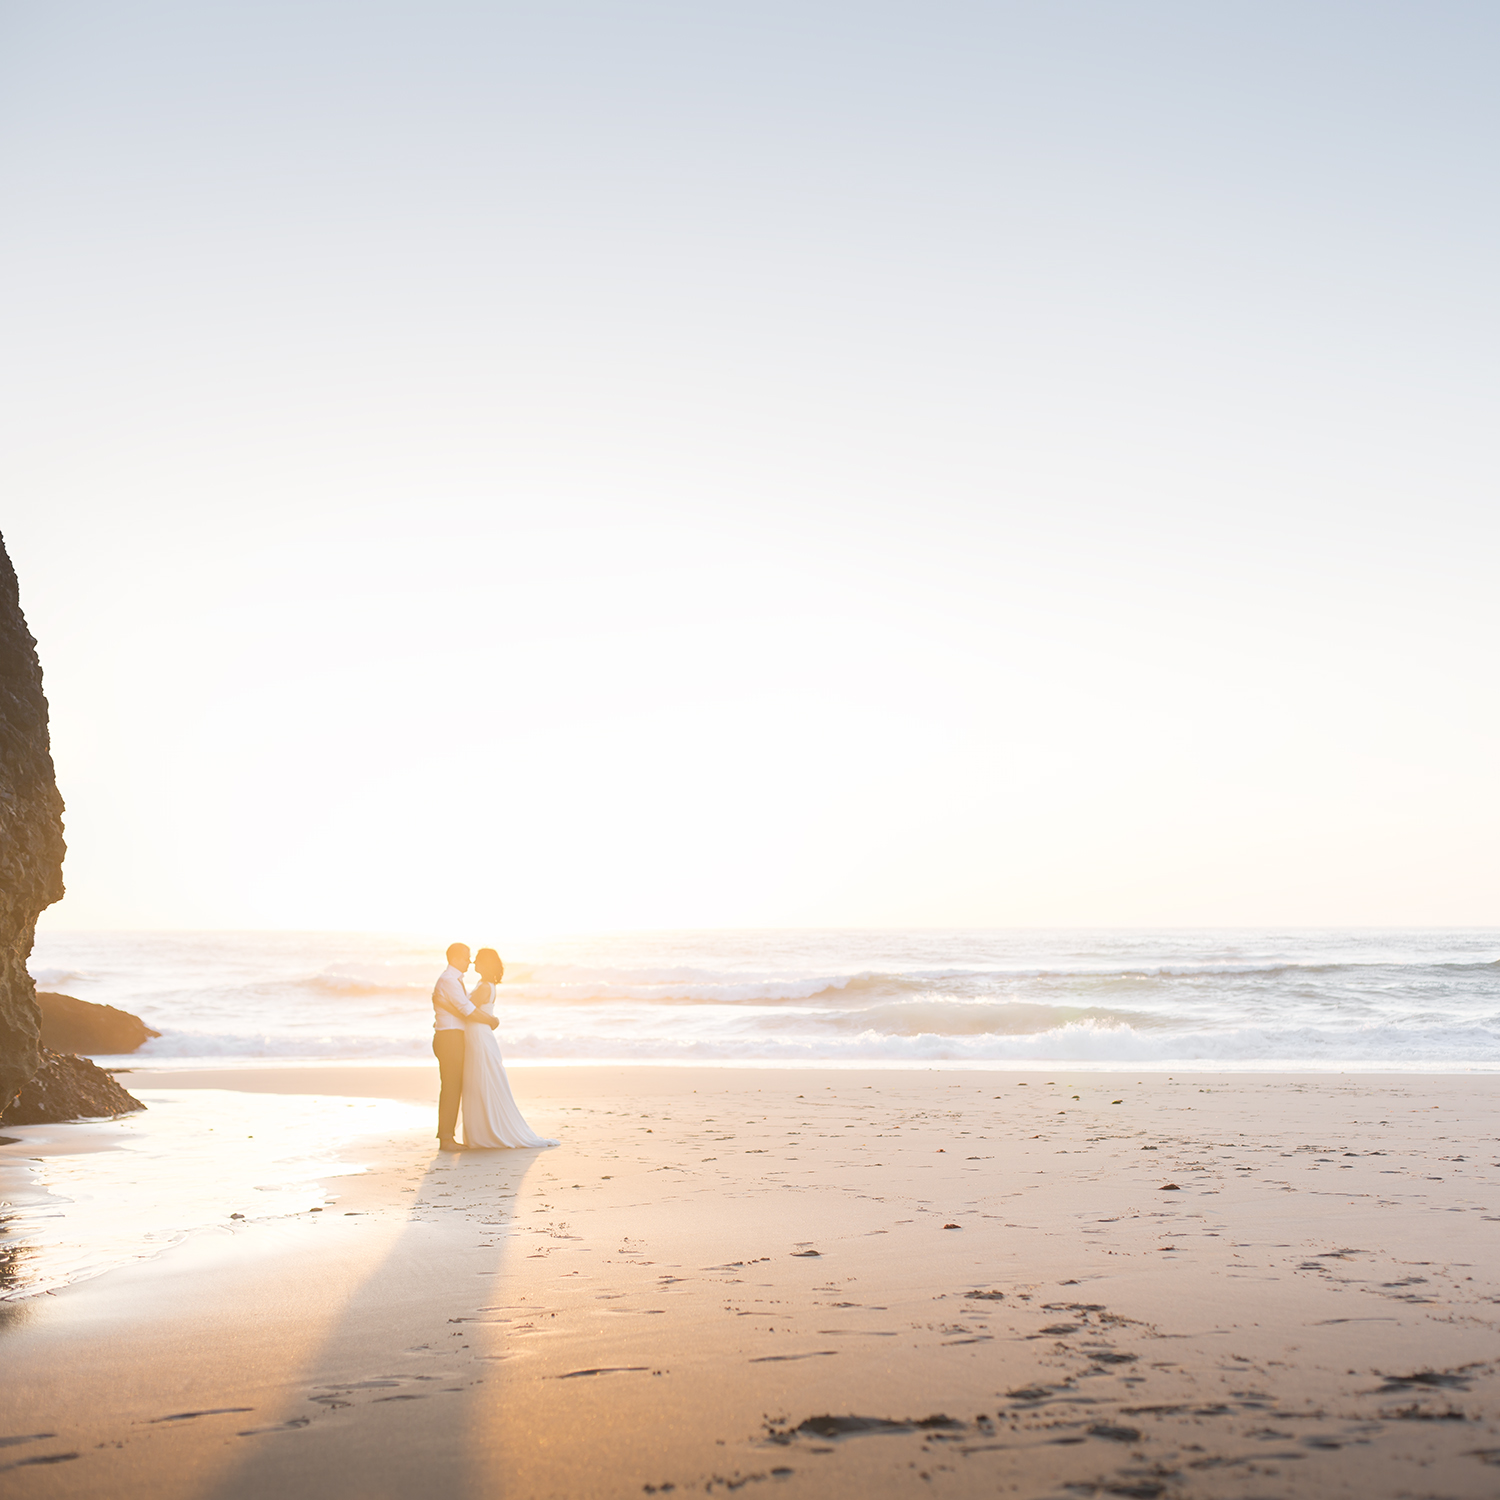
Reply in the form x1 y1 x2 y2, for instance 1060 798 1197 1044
432 942 499 1151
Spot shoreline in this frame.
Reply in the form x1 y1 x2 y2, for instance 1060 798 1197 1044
101 1056 1500 1075
5 1066 1500 1496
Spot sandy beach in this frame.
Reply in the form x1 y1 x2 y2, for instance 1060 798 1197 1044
4 1065 1500 1499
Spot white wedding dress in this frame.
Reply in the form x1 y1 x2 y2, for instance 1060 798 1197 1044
461 982 559 1149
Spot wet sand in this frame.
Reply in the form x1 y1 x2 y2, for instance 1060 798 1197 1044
4 1066 1500 1498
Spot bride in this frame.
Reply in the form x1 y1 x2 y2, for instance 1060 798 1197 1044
462 948 559 1149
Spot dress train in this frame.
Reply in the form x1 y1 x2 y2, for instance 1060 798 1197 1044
461 985 558 1149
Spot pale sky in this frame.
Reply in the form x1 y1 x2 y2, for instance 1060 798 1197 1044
4 1 1497 934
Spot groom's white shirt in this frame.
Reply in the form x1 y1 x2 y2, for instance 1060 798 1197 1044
433 965 477 1031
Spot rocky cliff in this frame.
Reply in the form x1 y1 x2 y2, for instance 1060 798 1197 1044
0 532 66 1110
1 1049 142 1126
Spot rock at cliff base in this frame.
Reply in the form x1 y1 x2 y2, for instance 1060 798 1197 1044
37 992 160 1055
1 1048 144 1125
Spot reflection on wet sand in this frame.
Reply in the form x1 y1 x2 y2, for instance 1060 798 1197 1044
0 1091 425 1299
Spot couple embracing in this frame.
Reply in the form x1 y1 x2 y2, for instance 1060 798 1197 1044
432 942 557 1152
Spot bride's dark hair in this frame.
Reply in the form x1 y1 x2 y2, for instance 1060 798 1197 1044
475 948 504 983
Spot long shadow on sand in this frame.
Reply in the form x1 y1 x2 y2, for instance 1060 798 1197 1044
203 1142 547 1500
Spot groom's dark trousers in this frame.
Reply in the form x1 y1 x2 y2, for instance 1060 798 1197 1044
433 1031 465 1140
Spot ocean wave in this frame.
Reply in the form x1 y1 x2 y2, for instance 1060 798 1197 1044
82 951 1500 1019
304 973 430 997
122 1030 435 1060
116 1015 1500 1067
827 1002 1186 1036
509 1017 1500 1065
241 964 1500 1013
29 967 88 991
195 967 849 1006
513 956 1500 989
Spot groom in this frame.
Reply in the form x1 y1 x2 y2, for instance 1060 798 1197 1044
432 942 499 1151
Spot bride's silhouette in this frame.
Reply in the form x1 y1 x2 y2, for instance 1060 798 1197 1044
462 949 558 1149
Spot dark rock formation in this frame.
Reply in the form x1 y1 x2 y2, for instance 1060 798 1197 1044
38 992 160 1055
1 1048 143 1125
0 532 66 1112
